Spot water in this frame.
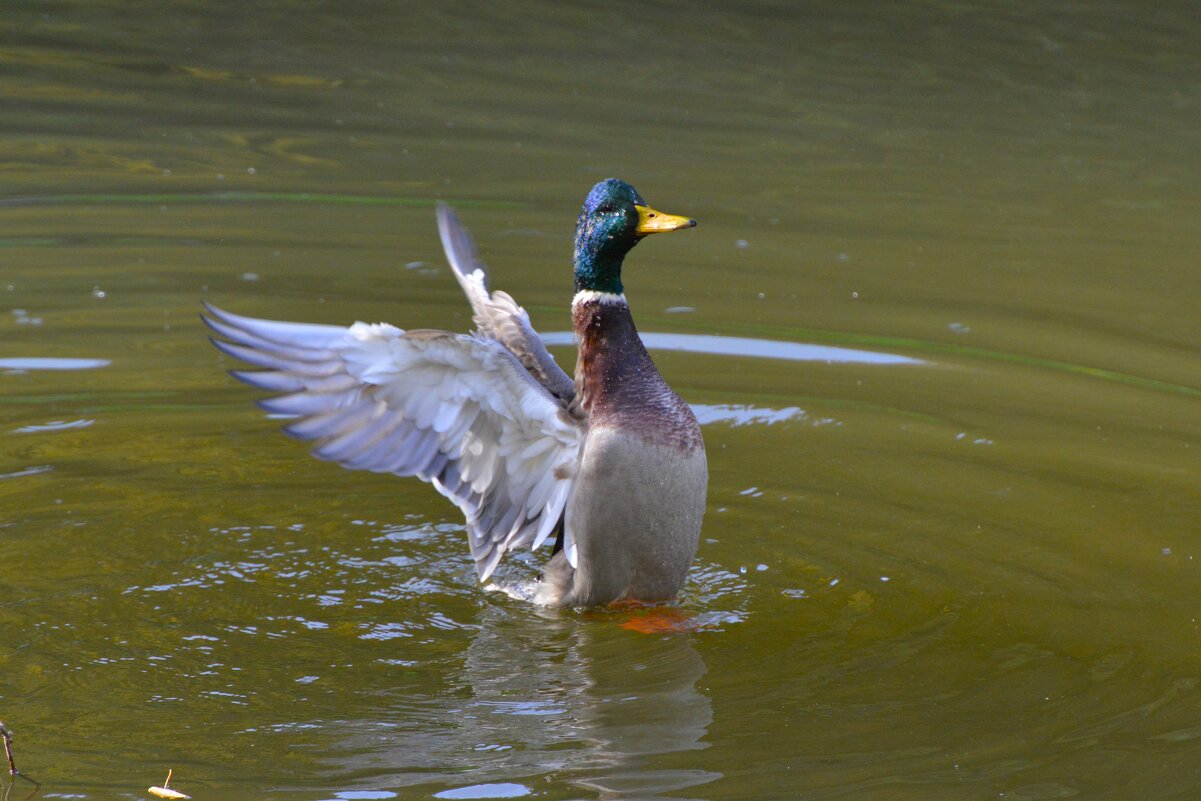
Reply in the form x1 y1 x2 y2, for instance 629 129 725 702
3 1 1200 799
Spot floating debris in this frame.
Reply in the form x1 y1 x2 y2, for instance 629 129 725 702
149 769 191 799
1 720 39 787
1 721 14 776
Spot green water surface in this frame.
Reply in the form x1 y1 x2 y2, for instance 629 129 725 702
2 2 1200 800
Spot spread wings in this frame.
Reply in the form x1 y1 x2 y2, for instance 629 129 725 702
202 303 584 581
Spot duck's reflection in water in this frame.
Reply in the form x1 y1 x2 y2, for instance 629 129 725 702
453 603 717 799
321 600 717 799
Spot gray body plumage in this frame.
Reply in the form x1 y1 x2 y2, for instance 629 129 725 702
539 427 707 607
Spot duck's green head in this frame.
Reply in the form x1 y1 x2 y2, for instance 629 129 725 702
573 178 696 295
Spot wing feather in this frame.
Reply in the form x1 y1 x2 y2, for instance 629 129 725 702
436 203 577 406
203 302 583 581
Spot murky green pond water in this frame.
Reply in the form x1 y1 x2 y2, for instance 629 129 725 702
3 2 1200 799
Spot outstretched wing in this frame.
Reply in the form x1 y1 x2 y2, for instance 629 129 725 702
202 303 584 581
437 202 577 406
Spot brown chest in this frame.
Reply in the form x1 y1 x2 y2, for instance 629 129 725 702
571 297 703 450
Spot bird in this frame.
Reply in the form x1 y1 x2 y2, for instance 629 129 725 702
202 178 707 608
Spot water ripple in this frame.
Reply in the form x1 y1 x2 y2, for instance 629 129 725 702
540 331 923 365
0 464 53 480
13 418 95 434
0 357 110 370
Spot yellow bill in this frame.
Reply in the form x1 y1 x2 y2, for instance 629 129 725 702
635 204 697 236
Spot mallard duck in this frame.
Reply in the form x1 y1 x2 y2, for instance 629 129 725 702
202 179 706 607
